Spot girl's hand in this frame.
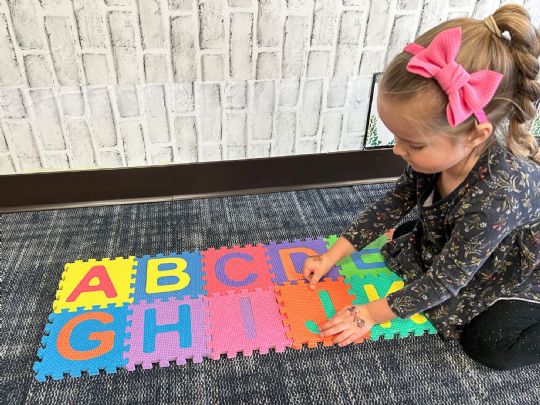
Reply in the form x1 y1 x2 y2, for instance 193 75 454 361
302 254 334 289
319 304 374 346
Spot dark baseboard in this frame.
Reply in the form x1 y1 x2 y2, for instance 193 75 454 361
0 148 405 213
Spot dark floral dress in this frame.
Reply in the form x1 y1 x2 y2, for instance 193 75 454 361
340 139 540 340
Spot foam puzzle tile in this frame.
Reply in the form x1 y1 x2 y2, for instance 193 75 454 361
54 257 136 313
124 296 210 370
346 274 438 340
201 244 274 295
275 278 369 349
324 233 394 279
265 237 341 285
206 288 292 359
132 252 205 304
33 304 130 382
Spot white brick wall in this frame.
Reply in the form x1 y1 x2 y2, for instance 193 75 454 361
0 0 538 174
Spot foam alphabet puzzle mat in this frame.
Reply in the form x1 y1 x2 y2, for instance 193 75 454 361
33 232 438 381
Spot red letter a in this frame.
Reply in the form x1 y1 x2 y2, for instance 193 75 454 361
66 265 118 302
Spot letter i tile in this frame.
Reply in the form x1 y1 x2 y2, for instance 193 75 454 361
206 288 292 359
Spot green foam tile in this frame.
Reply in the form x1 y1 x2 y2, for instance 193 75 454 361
346 274 438 340
324 234 394 279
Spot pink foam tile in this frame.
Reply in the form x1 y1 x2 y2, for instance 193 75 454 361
207 288 292 359
201 244 274 296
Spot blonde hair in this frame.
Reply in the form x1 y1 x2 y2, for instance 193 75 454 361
380 3 540 164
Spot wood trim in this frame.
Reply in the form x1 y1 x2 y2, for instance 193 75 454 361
0 148 405 213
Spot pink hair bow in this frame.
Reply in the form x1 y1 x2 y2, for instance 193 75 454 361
403 27 503 127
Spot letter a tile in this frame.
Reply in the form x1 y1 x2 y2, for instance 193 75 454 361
54 257 136 313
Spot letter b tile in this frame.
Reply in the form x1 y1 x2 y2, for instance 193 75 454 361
132 252 205 304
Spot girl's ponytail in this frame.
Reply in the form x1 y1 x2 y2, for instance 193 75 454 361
491 4 540 164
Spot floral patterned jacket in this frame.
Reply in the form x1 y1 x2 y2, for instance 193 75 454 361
340 139 540 340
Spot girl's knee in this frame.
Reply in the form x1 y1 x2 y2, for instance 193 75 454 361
460 328 517 371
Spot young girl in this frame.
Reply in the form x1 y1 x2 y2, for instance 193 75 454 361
302 4 540 371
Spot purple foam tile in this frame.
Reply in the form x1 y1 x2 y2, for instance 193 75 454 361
124 296 210 370
264 237 341 285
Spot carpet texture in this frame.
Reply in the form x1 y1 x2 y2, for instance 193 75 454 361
2 182 540 404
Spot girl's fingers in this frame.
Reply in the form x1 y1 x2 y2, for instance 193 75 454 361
337 333 360 347
333 330 354 345
309 272 323 289
318 305 372 344
302 265 313 280
321 307 353 331
320 310 358 336
319 321 348 337
320 315 343 333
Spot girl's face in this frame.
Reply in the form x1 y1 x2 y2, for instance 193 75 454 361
377 91 475 176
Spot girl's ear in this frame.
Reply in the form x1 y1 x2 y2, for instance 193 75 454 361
466 122 493 148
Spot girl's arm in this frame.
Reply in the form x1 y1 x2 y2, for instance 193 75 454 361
319 165 416 272
317 166 418 323
365 298 399 323
339 164 417 253
321 236 357 264
386 191 517 319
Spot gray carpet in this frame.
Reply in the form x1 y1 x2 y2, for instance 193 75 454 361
2 182 540 405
